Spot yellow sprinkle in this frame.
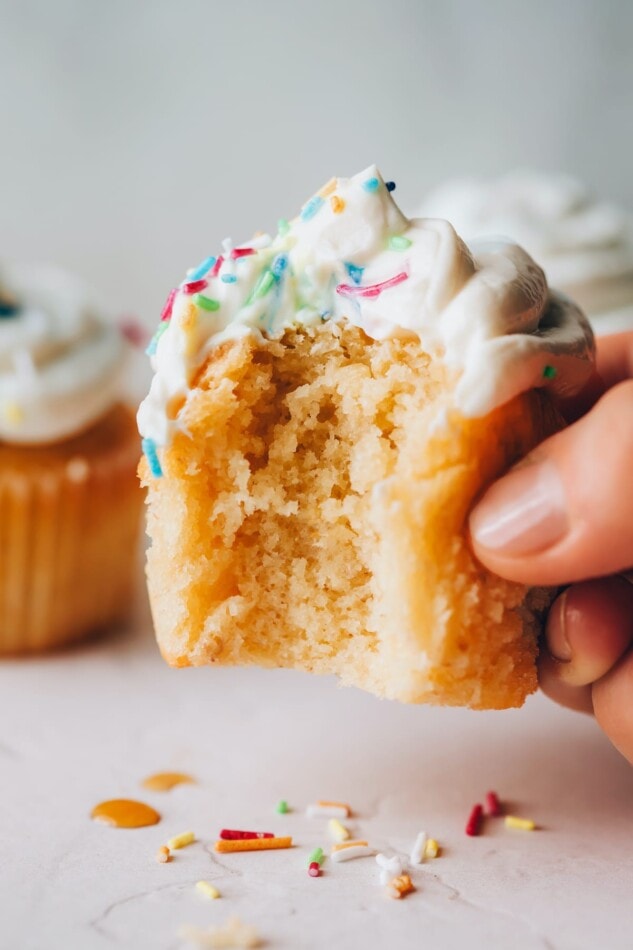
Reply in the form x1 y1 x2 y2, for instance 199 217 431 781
318 177 337 198
2 402 24 426
329 818 350 842
424 838 440 858
505 815 536 831
196 880 220 899
331 839 368 853
167 831 196 849
330 195 345 214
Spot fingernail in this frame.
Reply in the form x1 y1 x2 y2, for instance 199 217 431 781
470 462 568 556
546 590 572 662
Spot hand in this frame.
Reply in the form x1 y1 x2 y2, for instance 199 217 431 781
469 331 633 763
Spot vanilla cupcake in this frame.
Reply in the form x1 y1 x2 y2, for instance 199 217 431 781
138 167 594 709
0 265 143 653
419 170 633 334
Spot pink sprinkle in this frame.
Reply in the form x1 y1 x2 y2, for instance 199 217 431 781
219 829 274 840
211 256 224 277
182 278 208 295
308 862 320 877
336 270 409 300
231 247 257 259
466 804 483 836
485 792 502 817
160 289 178 322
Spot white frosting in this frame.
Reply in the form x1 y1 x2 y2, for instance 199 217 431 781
138 166 594 449
419 170 633 324
0 265 125 444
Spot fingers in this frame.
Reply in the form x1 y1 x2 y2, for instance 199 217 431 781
593 650 633 765
538 578 633 716
469 380 633 585
595 329 633 390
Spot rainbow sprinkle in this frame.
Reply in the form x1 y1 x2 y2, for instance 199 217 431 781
182 278 208 295
277 218 290 236
0 301 20 318
345 262 364 285
142 438 163 478
336 270 409 300
362 176 380 193
194 294 221 312
300 196 325 222
145 322 169 356
221 274 237 284
389 235 412 250
160 289 178 323
542 365 557 379
271 254 288 278
188 256 217 281
251 269 275 300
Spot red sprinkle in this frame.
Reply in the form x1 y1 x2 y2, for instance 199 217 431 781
160 288 178 322
308 862 320 877
182 278 208 295
466 804 483 836
336 270 409 300
211 256 224 277
219 829 274 841
231 247 257 258
485 791 502 817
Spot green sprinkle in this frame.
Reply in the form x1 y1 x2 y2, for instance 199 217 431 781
194 294 220 312
252 269 275 300
308 847 324 866
277 218 290 236
389 235 412 250
542 364 557 379
276 800 289 814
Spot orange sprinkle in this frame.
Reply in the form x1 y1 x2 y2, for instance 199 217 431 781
317 800 351 814
214 836 292 854
387 873 414 899
331 839 368 853
91 799 160 829
142 772 195 792
330 196 345 214
318 177 337 198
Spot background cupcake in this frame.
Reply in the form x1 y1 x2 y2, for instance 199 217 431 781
0 264 143 653
418 170 633 335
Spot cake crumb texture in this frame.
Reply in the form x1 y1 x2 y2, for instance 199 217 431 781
141 323 560 709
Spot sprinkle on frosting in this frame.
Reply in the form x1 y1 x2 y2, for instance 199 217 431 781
137 165 595 460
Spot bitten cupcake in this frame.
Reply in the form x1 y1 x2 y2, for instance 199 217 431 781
138 167 594 709
0 264 143 653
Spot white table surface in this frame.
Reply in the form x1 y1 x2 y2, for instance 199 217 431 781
2 571 632 950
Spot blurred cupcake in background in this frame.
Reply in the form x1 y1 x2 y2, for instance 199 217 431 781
419 170 633 334
0 264 143 654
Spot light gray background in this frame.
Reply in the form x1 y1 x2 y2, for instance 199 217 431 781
1 0 632 324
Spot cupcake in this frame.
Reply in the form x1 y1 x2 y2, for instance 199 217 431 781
138 167 594 709
419 170 633 334
0 264 143 653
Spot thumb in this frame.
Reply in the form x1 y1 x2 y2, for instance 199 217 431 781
469 380 633 586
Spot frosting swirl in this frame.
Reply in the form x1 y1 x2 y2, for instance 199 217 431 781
138 166 594 449
0 265 125 444
419 170 633 324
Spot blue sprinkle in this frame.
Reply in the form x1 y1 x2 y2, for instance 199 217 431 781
300 196 325 222
145 322 168 356
221 274 237 283
362 177 380 193
0 301 20 318
188 256 216 281
142 437 163 478
344 262 364 285
271 254 288 278
385 181 396 192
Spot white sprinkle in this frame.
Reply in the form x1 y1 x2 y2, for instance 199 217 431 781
410 831 427 865
331 845 375 863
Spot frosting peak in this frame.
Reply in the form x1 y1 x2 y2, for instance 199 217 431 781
138 166 594 451
0 265 124 444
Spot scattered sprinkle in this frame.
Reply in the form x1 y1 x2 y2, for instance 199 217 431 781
188 256 217 281
336 270 408 300
179 917 261 948
142 437 163 478
466 804 483 837
196 881 221 899
145 322 168 356
505 815 536 831
277 218 290 236
376 853 403 885
485 791 502 817
386 873 414 900
328 818 350 842
389 235 412 250
330 195 345 214
424 838 440 859
182 278 208 295
221 274 237 283
195 294 221 312
409 831 428 865
362 176 380 193
385 181 396 192
332 839 368 853
308 861 321 877
156 845 171 863
300 195 325 222
306 801 351 819
160 288 178 323
331 844 375 863
214 836 292 853
308 847 324 866
276 800 289 814
220 829 274 840
543 364 557 379
167 831 196 850
344 262 364 285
